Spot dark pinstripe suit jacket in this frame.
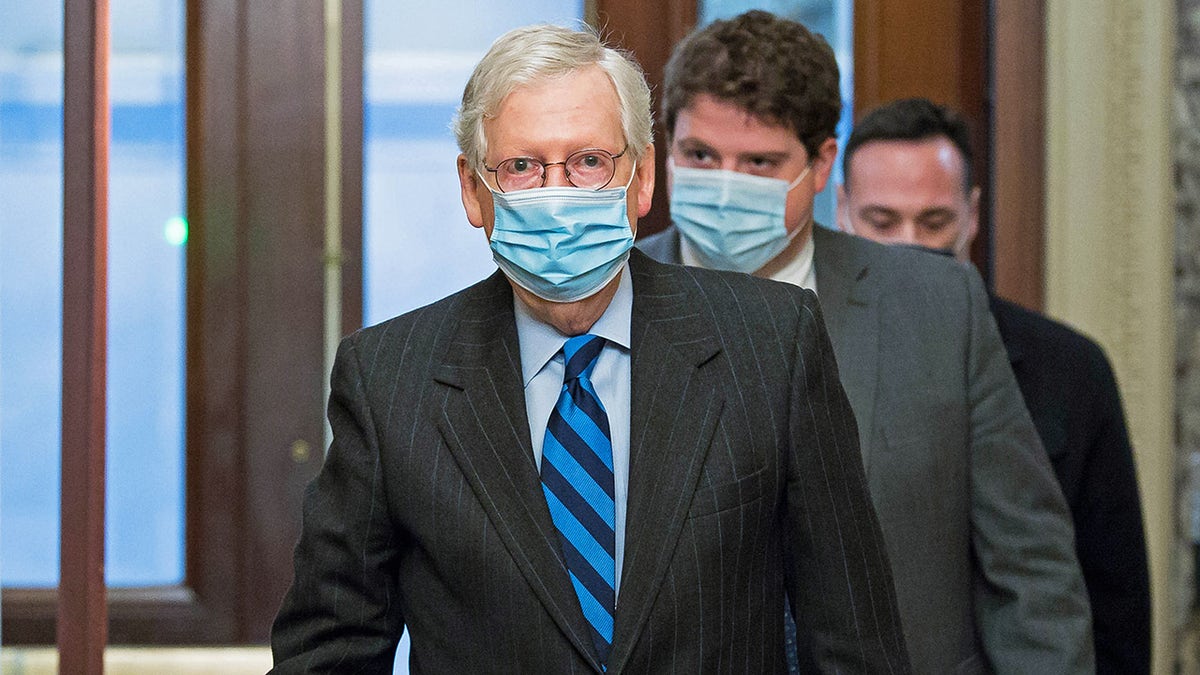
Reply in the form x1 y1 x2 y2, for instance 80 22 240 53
270 250 910 674
638 227 1093 674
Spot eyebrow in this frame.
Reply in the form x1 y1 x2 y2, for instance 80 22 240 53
737 150 791 163
489 145 624 163
915 207 958 221
859 205 899 217
673 138 792 162
858 204 959 221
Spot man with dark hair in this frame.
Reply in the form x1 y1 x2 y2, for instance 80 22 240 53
840 96 1152 675
270 22 910 673
839 97 979 257
639 10 1094 673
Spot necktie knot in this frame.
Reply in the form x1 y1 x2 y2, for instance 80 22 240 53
563 334 605 383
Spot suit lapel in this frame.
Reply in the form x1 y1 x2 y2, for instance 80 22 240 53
813 227 880 471
432 272 601 669
606 253 725 672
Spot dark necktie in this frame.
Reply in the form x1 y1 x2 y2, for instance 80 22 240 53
540 333 616 665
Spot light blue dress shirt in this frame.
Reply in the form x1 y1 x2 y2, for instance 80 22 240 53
514 265 632 596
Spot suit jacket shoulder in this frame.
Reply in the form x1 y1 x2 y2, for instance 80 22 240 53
349 269 514 374
811 225 974 297
990 297 1111 386
988 297 1118 465
635 226 683 264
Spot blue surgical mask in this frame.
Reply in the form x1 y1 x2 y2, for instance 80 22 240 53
483 163 636 303
669 164 810 273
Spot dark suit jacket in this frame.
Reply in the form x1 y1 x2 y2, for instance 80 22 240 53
990 296 1151 674
638 226 1093 674
271 250 909 673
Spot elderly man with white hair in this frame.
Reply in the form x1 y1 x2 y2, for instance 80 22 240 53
270 22 908 673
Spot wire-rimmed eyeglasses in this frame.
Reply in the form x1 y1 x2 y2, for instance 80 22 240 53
483 145 628 192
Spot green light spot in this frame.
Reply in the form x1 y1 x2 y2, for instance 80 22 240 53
165 216 188 246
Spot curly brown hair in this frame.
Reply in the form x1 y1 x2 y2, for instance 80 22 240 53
662 10 841 158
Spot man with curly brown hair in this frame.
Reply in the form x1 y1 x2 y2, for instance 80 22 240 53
639 10 1094 674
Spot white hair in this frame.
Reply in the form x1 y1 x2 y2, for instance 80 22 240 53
452 23 653 170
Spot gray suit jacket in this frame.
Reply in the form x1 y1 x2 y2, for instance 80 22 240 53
271 250 910 673
638 226 1093 674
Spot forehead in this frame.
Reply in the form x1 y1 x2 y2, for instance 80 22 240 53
846 137 968 197
672 94 805 156
483 65 624 157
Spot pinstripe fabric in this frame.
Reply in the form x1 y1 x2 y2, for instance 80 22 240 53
271 250 909 673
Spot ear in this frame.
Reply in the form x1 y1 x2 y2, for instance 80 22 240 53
634 143 656 219
664 151 675 195
965 185 981 245
835 182 853 233
457 154 487 229
958 185 982 260
810 137 839 194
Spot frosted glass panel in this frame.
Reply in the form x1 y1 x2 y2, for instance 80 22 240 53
0 0 186 588
363 2 586 327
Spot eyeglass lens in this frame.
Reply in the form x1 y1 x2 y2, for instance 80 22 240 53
493 149 619 192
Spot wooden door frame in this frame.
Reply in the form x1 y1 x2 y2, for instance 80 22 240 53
592 0 697 238
855 0 1044 309
990 0 1045 310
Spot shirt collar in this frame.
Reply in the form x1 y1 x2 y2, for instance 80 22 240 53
514 263 633 387
766 229 817 293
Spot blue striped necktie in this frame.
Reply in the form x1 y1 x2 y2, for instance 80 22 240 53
541 333 616 666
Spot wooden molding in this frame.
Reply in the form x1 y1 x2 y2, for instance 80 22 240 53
991 0 1046 310
593 0 697 238
59 0 110 668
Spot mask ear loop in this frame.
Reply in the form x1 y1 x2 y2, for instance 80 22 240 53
785 163 812 192
619 159 638 190
475 170 500 195
776 162 815 249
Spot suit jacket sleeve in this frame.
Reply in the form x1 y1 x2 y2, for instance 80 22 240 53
785 290 911 673
1075 350 1151 674
270 335 404 673
965 272 1095 673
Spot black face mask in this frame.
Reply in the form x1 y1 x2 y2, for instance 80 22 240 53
893 242 956 259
